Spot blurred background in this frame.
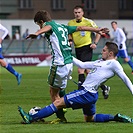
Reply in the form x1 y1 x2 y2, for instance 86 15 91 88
0 0 133 66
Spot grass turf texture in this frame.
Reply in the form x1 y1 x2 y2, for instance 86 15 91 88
0 65 133 133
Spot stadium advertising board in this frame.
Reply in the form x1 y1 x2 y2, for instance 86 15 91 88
4 54 52 66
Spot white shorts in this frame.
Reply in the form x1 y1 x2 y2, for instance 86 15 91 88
48 63 73 89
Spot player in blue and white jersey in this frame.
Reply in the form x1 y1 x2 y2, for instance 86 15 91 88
25 10 108 123
111 21 133 74
18 42 133 124
0 24 22 85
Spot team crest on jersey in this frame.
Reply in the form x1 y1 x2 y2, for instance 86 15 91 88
106 61 111 65
89 68 97 74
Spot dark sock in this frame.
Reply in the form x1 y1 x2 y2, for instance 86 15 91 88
78 74 85 90
56 89 66 119
59 89 65 97
56 109 66 120
100 84 106 90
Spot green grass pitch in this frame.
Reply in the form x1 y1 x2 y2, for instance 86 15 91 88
0 64 133 133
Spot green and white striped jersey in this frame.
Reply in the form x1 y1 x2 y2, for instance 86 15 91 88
44 20 77 65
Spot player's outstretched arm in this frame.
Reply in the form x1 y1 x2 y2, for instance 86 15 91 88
26 25 52 39
114 62 133 95
73 56 93 69
26 34 37 39
76 26 109 34
117 71 133 95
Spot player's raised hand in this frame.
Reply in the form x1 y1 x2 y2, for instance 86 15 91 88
26 34 37 39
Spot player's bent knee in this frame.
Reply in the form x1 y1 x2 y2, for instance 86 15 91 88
84 115 94 122
53 98 66 109
0 59 6 67
124 57 129 62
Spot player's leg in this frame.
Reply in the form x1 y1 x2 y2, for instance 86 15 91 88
83 102 133 123
18 95 68 124
18 103 133 124
19 87 83 124
50 87 68 123
49 87 67 123
18 88 91 124
48 65 66 123
119 49 133 74
18 90 69 124
18 85 133 124
0 50 22 85
18 103 58 124
83 104 133 123
77 67 85 89
56 64 72 123
100 84 110 99
84 113 133 123
49 87 60 101
82 100 113 122
125 56 133 73
75 45 92 90
48 64 73 123
99 48 111 99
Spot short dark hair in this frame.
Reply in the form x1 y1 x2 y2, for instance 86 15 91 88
74 5 84 11
111 21 117 24
34 10 51 24
105 42 118 56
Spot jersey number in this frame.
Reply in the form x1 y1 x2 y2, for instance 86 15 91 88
58 27 67 45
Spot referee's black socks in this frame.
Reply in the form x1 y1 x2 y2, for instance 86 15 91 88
78 74 85 90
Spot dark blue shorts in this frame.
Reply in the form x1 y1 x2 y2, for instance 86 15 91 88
117 49 128 58
0 48 4 59
64 87 98 116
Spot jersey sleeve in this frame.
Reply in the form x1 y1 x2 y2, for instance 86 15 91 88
73 56 94 69
63 25 77 34
0 24 8 40
112 61 133 95
119 29 126 44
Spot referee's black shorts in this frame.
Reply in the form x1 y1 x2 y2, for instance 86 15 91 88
75 44 93 62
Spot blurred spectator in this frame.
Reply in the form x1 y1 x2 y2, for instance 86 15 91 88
23 29 29 39
13 30 20 40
